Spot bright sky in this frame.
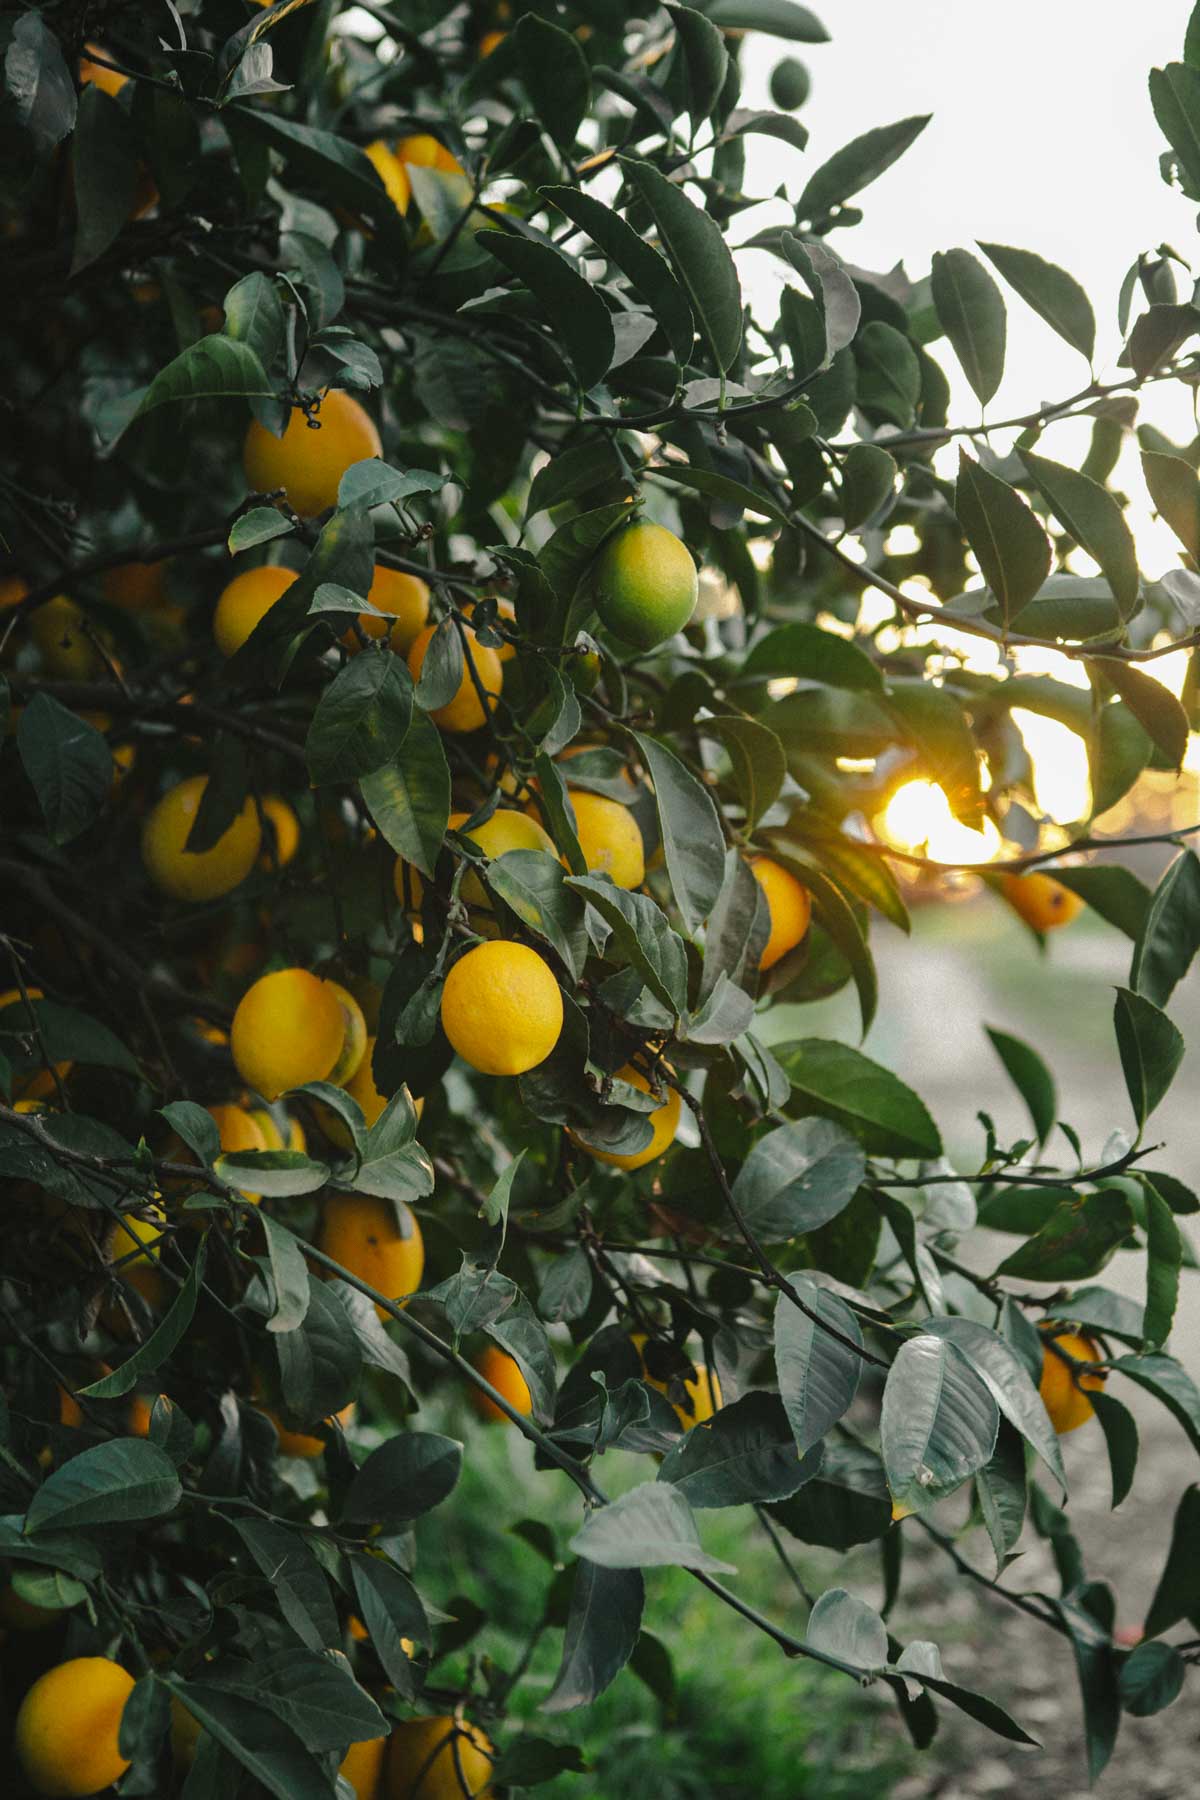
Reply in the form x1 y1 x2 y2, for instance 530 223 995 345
737 0 1200 564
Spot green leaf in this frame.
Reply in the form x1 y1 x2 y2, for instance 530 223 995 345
769 1442 889 1550
658 1392 819 1508
744 622 885 691
995 1188 1136 1281
258 1210 311 1335
222 270 286 368
1143 1181 1182 1350
26 1440 181 1533
514 14 590 149
760 842 878 1035
542 500 634 608
5 12 76 153
227 107 401 238
704 717 786 831
974 1423 1028 1573
80 1239 209 1398
133 335 274 423
1113 986 1185 1128
1130 849 1200 1007
1142 1484 1200 1638
565 876 689 1016
797 114 930 218
1088 657 1189 769
1046 1590 1121 1782
17 694 112 844
628 730 725 931
543 1561 644 1713
342 1433 463 1528
985 1026 1056 1145
166 1678 330 1800
304 652 412 785
621 157 743 372
1051 865 1152 939
525 438 626 522
215 1150 330 1196
699 850 770 999
274 1278 362 1425
881 1335 999 1511
733 1119 865 1239
807 1588 887 1671
647 462 790 525
70 85 137 275
1149 62 1200 197
955 451 1051 626
570 1481 735 1573
228 507 294 555
486 1290 558 1424
490 1740 587 1785
976 242 1095 361
351 1555 428 1695
853 321 921 428
541 188 694 366
667 5 729 127
478 230 615 391
1112 1351 1200 1452
930 249 1006 406
358 710 451 879
1019 450 1140 618
781 234 861 366
1089 1391 1139 1508
485 851 589 983
840 443 897 530
774 1038 941 1158
922 1316 1066 1496
703 0 829 41
231 1521 338 1652
1119 1641 1185 1716
774 1279 863 1455
1142 449 1200 558
901 1673 1040 1747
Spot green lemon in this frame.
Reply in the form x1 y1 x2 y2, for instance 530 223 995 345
592 521 698 650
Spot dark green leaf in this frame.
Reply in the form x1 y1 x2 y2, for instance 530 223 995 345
479 230 615 391
358 710 450 879
930 249 1006 406
797 115 930 218
781 234 861 365
1119 1641 1185 1716
216 1150 330 1197
1130 849 1200 1006
543 1561 644 1712
667 5 729 128
703 0 829 42
17 694 112 845
227 107 400 238
1142 449 1200 558
629 730 725 932
774 1038 941 1158
1090 1391 1139 1509
541 188 695 365
5 12 76 153
305 652 412 785
807 1587 887 1670
659 1392 820 1508
768 1441 888 1549
222 271 286 369
1112 1351 1200 1452
134 335 274 422
70 86 137 275
565 876 689 1016
1051 865 1152 939
995 1188 1136 1281
985 1026 1056 1145
1149 62 1200 198
840 443 897 530
1113 986 1185 1128
881 1335 999 1510
1088 657 1189 769
647 462 789 525
26 1440 181 1533
515 14 590 148
854 321 921 427
1143 1181 1182 1349
570 1481 735 1573
166 1678 329 1800
977 242 1095 361
774 1279 863 1454
232 1520 338 1652
1143 1484 1200 1638
744 621 884 691
228 507 294 555
955 451 1051 625
342 1433 463 1527
80 1238 209 1398
1019 450 1140 618
621 157 743 372
733 1118 865 1238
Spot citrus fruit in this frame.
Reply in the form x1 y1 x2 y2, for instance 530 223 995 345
264 1399 355 1459
407 623 503 734
463 597 517 662
318 1194 425 1318
440 941 562 1076
246 1107 306 1153
111 1203 166 1269
569 791 645 889
385 1715 494 1800
632 1333 722 1430
259 794 300 867
769 57 811 109
449 807 558 905
243 390 382 518
78 44 127 97
142 775 262 903
0 985 73 1101
364 138 411 214
469 1345 533 1422
341 1733 389 1799
1039 1329 1105 1433
591 520 698 649
1000 871 1084 931
344 566 431 654
568 1063 681 1170
479 28 505 55
230 968 346 1100
326 981 369 1087
102 560 167 611
319 1037 423 1148
748 855 812 970
397 133 465 177
127 1394 153 1437
31 595 102 680
394 858 425 914
14 1656 135 1798
213 565 297 657
207 1102 269 1202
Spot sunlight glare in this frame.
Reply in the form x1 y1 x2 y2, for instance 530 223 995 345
877 780 1003 863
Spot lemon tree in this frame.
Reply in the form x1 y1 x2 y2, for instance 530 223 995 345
5 0 1200 1793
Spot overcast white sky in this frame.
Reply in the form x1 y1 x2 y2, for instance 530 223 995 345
737 0 1200 499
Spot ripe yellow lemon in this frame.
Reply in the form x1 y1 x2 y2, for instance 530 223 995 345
259 794 300 867
344 566 431 654
207 1103 269 1202
78 45 127 97
364 138 411 214
0 985 73 1101
264 1400 355 1460
748 856 812 971
1039 1329 1105 1433
1000 871 1084 931
230 968 346 1101
394 858 425 914
469 1344 533 1422
326 982 369 1088
592 520 698 649
341 1734 388 1799
15 1656 135 1798
142 776 262 903
243 390 382 518
569 791 645 889
246 1107 306 1153
213 565 297 657
632 1333 722 1429
102 560 166 611
568 1063 680 1171
318 1194 425 1318
440 941 562 1076
397 133 465 177
31 595 104 680
407 624 503 734
463 597 517 662
449 808 558 906
386 1715 494 1800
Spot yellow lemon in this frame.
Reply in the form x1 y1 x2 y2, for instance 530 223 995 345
31 595 103 680
263 1400 356 1460
407 623 503 734
385 1715 494 1800
748 856 812 971
1039 1329 1105 1433
326 981 369 1088
463 596 517 662
259 794 301 868
394 858 425 914
449 807 558 905
230 968 346 1101
568 1063 680 1171
632 1333 722 1429
141 776 262 903
344 566 431 654
440 941 562 1076
15 1656 135 1798
1000 871 1084 931
569 791 644 889
0 985 73 1101
341 1733 389 1799
213 565 298 657
469 1345 533 1422
364 139 411 214
243 390 383 518
318 1194 425 1319
78 45 127 97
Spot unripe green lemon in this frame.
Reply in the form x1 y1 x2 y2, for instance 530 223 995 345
769 57 811 110
591 521 698 650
